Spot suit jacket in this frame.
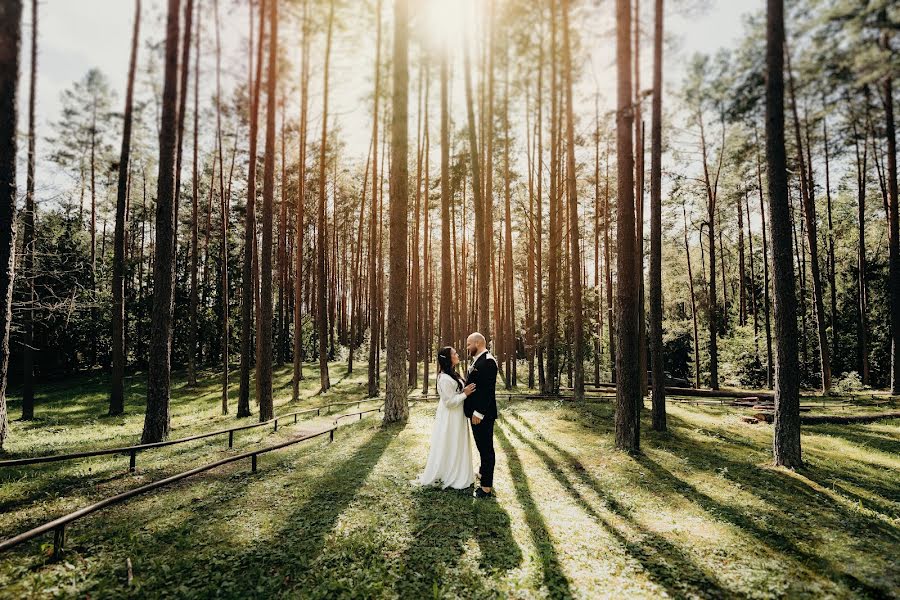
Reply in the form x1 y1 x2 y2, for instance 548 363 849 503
464 351 498 419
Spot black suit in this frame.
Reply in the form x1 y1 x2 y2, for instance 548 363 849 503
465 351 498 488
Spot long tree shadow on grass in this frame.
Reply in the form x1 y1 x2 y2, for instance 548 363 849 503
396 481 522 597
805 424 900 462
501 416 734 599
634 412 899 597
203 422 404 597
495 426 575 599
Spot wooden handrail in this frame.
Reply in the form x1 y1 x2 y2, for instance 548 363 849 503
0 426 339 558
0 398 379 469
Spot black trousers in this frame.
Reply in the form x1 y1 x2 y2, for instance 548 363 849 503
471 417 495 488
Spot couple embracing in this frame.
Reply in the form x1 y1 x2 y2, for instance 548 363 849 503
415 332 497 499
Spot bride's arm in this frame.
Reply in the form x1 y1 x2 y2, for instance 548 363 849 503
439 375 467 408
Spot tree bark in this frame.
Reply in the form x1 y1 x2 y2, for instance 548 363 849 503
292 0 310 400
463 21 488 341
546 0 560 394
439 33 451 347
187 1 202 387
110 0 140 416
755 129 774 388
649 0 665 431
883 32 900 395
367 0 382 397
0 0 22 451
257 0 278 421
315 0 334 394
561 0 583 402
766 0 801 468
786 48 830 393
615 0 640 452
239 0 265 416
142 0 181 444
21 0 37 420
851 109 869 385
682 201 700 389
698 111 720 389
383 0 409 424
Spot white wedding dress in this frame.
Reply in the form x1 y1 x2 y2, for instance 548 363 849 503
415 372 475 489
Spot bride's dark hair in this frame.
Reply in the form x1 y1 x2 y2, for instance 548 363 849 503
437 346 464 391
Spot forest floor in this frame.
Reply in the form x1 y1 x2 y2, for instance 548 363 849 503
0 366 898 599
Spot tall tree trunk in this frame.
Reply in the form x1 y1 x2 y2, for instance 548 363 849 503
21 0 37 420
239 0 265 416
851 110 869 384
756 129 774 388
188 2 202 387
439 32 451 347
485 2 498 356
293 0 309 400
408 66 423 389
604 140 616 383
634 0 647 400
536 23 546 390
214 0 228 415
257 0 278 421
737 189 746 326
683 201 700 388
546 0 560 394
593 99 601 386
822 118 838 369
277 99 287 366
367 0 382 397
649 0 665 431
745 190 759 358
786 49 830 393
110 0 140 416
884 32 900 395
615 0 640 452
561 0 583 401
383 0 409 423
463 22 488 341
766 0 801 467
503 44 515 388
315 0 334 394
0 0 22 450
142 0 181 444
698 111 719 389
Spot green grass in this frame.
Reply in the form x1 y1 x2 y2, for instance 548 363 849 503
0 367 898 598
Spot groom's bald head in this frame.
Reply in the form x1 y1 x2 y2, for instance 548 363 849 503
466 332 486 356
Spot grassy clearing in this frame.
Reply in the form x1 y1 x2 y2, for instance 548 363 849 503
0 368 898 598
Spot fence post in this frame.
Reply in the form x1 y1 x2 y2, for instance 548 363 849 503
251 454 257 473
294 414 298 424
317 408 321 416
129 449 136 473
329 429 334 443
228 430 234 449
52 524 66 561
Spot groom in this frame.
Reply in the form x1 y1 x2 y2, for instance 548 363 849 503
464 332 498 499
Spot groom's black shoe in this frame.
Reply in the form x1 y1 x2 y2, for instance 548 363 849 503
473 487 493 499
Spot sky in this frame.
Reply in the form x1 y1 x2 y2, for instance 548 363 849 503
18 0 756 208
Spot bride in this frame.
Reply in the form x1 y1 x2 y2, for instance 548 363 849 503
415 346 477 489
